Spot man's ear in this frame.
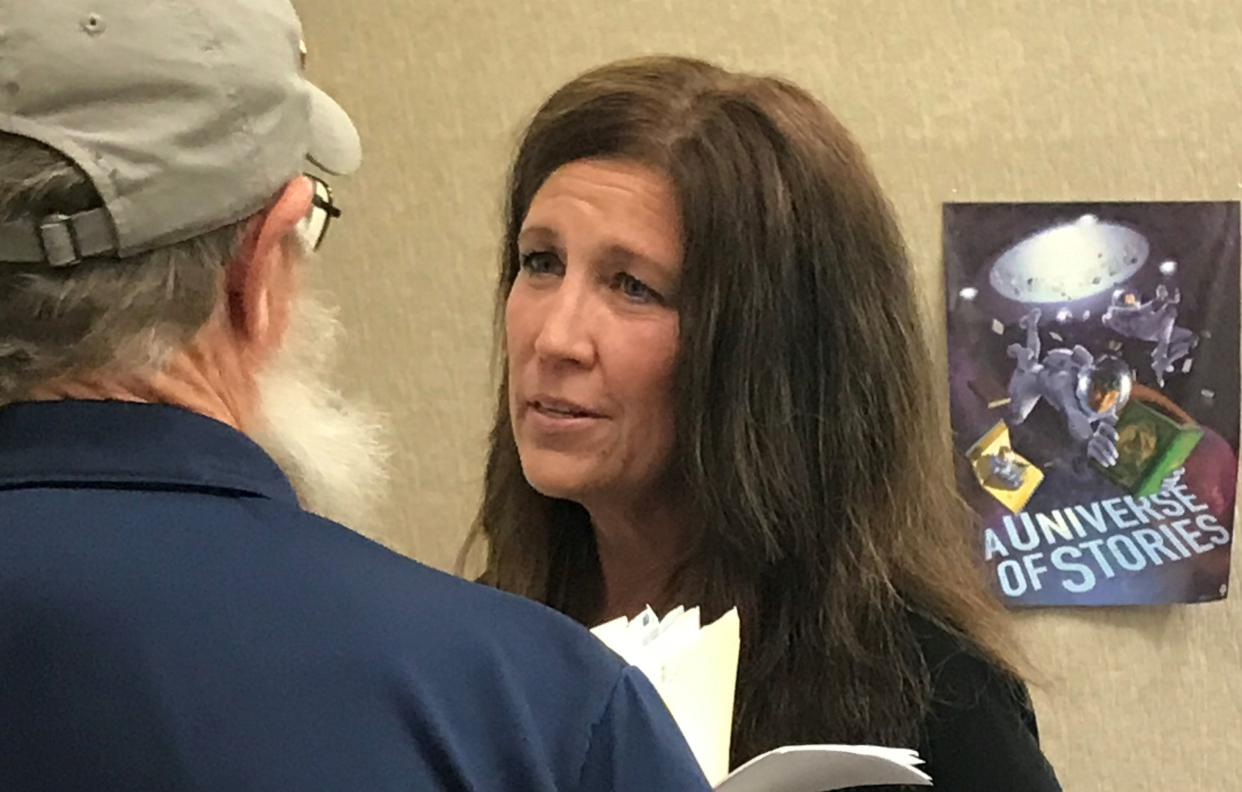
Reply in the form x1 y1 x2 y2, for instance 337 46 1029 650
226 177 314 358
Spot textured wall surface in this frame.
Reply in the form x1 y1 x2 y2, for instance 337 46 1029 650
294 1 1242 788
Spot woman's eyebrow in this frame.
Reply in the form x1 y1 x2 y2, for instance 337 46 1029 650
517 225 559 247
599 243 678 278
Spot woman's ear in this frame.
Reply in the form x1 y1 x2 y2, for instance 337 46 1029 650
225 177 314 358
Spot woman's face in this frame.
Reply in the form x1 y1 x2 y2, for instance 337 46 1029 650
506 158 682 510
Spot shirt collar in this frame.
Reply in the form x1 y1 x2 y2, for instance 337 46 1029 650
0 400 299 506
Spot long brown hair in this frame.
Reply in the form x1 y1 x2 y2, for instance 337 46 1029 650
463 55 1020 763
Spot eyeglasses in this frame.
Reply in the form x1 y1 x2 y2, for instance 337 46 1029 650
299 173 342 251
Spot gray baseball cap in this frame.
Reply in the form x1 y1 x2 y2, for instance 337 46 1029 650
0 0 361 267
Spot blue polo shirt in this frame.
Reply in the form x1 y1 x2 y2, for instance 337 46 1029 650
0 400 709 792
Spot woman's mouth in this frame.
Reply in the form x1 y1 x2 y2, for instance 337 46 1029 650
530 398 601 419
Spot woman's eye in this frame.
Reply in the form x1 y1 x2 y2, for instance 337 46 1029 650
519 251 561 277
615 272 661 304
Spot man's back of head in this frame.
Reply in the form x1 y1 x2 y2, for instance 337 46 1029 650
0 0 386 528
0 2 710 790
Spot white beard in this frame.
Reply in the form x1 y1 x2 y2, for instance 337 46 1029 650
252 292 391 535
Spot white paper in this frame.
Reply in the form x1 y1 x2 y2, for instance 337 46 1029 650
715 744 932 792
593 606 739 783
591 607 932 791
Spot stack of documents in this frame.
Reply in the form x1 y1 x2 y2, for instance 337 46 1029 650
592 606 932 791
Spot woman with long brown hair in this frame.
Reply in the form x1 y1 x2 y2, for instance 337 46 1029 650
464 55 1061 790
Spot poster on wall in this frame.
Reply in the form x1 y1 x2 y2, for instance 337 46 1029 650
943 202 1238 607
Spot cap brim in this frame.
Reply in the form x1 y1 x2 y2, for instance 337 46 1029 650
306 83 362 176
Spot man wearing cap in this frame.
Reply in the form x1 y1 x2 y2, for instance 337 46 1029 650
0 2 710 790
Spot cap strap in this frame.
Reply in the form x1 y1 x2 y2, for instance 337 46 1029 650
0 208 117 267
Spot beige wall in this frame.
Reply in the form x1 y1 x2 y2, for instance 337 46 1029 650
294 1 1242 789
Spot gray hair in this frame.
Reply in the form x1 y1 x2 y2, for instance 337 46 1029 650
0 134 250 401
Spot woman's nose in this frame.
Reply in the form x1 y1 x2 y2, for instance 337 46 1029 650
532 281 596 368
